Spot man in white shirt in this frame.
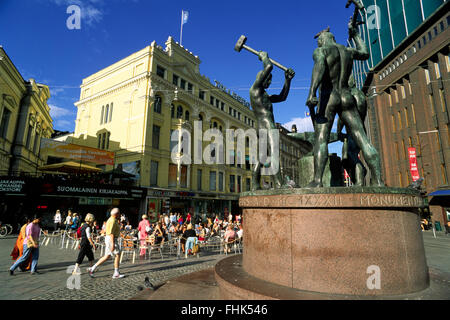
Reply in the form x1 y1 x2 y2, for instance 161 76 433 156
54 210 62 231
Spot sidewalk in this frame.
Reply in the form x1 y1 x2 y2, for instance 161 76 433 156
0 231 448 300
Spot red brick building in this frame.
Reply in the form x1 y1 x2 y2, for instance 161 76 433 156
362 3 450 229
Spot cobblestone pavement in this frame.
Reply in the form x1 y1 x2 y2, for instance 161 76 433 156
0 231 448 300
0 235 226 300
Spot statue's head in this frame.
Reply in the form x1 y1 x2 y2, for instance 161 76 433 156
315 27 335 47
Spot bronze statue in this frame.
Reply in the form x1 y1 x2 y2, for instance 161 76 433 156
305 19 383 187
337 76 368 186
249 51 295 190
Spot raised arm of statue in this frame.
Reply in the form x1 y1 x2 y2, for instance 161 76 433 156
347 23 369 61
252 51 274 88
306 48 325 107
270 68 295 103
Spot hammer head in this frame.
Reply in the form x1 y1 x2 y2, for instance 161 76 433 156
234 35 247 52
346 0 364 10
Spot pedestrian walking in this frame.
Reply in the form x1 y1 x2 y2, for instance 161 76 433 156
72 213 96 275
138 215 150 258
64 211 72 232
10 217 32 271
10 215 41 275
54 210 62 231
87 208 124 279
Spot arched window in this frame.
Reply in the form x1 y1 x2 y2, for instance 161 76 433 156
105 104 109 123
177 105 183 119
154 95 162 114
213 122 218 128
171 104 175 118
185 110 190 121
199 114 203 122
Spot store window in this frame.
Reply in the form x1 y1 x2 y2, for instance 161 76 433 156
150 161 158 186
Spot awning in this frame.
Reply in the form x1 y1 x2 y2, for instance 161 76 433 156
429 189 450 197
38 161 102 174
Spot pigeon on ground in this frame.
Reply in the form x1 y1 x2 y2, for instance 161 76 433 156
144 277 155 290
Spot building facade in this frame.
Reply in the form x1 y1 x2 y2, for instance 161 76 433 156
73 36 261 220
358 2 450 228
0 46 54 176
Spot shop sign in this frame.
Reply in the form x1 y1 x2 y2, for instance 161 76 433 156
41 182 146 199
0 178 27 194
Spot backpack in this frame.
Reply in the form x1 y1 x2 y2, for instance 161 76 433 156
76 223 86 239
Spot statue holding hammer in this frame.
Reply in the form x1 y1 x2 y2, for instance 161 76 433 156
305 0 384 188
234 35 295 190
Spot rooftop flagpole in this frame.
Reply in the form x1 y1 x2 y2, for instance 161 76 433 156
180 10 188 46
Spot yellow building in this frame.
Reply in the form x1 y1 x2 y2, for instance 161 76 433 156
0 46 54 176
73 36 259 219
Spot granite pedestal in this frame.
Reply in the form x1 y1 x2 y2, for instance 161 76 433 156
215 187 429 298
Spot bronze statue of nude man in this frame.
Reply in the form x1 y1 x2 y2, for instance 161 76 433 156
305 22 384 187
250 51 295 190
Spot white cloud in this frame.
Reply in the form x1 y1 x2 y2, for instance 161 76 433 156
55 119 73 130
49 104 74 119
282 116 314 133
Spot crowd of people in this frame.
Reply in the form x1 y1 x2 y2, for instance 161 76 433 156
9 208 244 279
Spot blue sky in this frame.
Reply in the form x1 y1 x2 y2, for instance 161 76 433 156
0 0 355 154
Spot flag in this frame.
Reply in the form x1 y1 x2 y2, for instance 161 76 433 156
182 10 189 25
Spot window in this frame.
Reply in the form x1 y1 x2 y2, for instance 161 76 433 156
185 110 190 121
173 74 179 86
442 164 447 185
97 132 110 150
411 104 416 124
445 55 450 73
199 114 203 122
399 172 403 187
199 90 205 100
171 104 175 118
429 95 436 114
187 83 193 93
402 140 406 159
100 105 104 124
209 171 216 191
156 65 166 78
176 106 183 119
230 175 235 193
221 102 225 111
105 104 109 123
237 176 241 193
424 69 431 84
400 86 406 99
404 108 409 128
152 125 160 149
439 90 447 113
197 169 202 191
180 165 187 188
219 172 224 192
0 108 11 139
395 142 400 160
180 79 186 90
391 114 396 132
210 96 214 105
150 161 158 186
434 62 441 79
246 178 251 191
109 103 113 122
154 95 162 114
168 164 177 187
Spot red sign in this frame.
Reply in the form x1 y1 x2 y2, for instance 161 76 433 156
408 148 420 182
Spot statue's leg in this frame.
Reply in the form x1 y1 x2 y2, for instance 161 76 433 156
252 162 262 191
340 109 384 187
307 95 337 188
267 126 283 189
